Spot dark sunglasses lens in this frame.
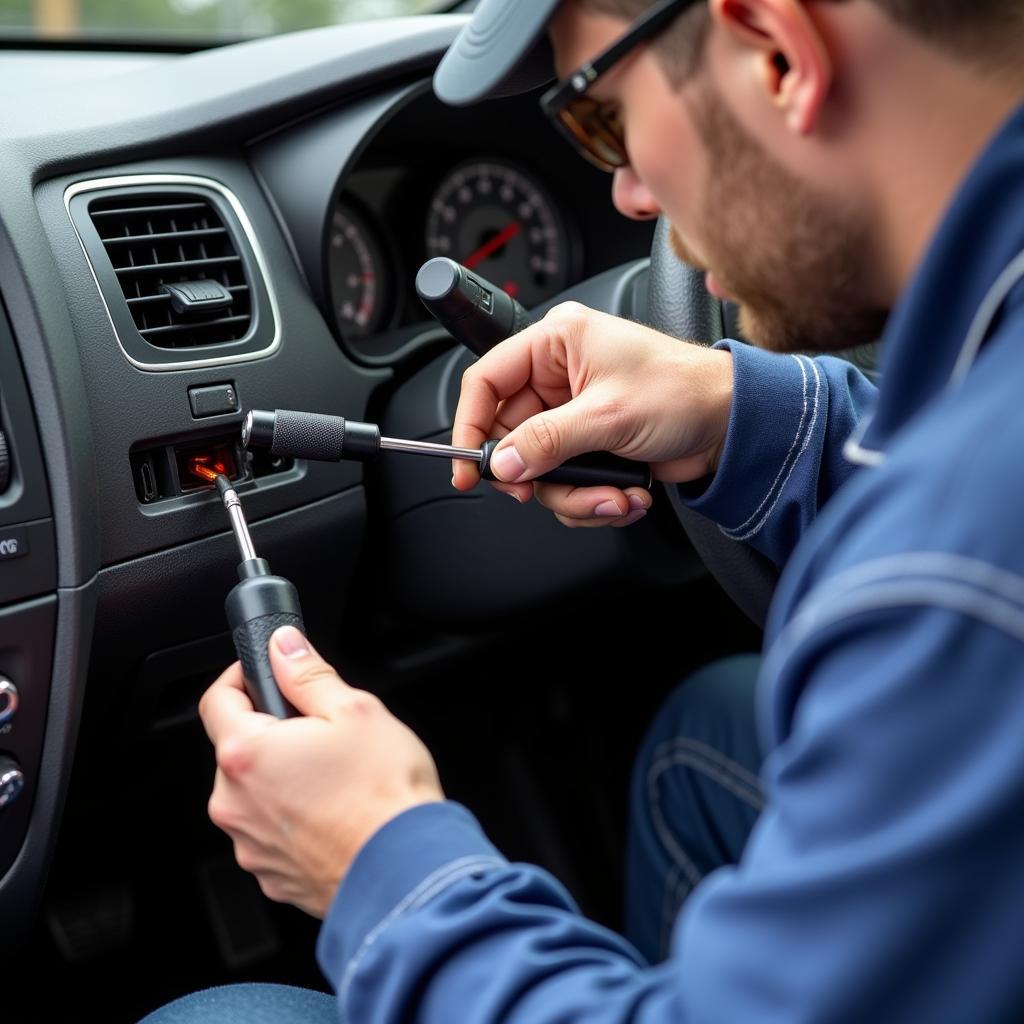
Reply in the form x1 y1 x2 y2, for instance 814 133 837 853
558 99 628 171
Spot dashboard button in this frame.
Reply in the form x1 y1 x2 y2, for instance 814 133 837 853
0 678 17 727
0 525 28 561
0 755 24 811
189 384 239 418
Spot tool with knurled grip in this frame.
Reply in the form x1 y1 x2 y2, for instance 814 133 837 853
241 409 652 490
213 472 302 719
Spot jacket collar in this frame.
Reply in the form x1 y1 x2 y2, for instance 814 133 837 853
845 102 1024 466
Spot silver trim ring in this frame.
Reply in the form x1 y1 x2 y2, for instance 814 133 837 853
63 173 283 373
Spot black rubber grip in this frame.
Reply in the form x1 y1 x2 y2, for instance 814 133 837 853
270 409 346 462
225 573 305 719
232 612 303 719
479 439 651 490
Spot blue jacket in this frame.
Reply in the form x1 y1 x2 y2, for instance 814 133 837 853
316 104 1024 1022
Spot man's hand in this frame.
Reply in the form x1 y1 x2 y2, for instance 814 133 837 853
452 302 734 528
200 626 443 919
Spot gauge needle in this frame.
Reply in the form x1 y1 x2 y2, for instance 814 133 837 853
463 221 522 270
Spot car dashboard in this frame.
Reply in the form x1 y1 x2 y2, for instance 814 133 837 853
0 13 695 979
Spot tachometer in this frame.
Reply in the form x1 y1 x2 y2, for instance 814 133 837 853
425 159 572 308
327 200 390 341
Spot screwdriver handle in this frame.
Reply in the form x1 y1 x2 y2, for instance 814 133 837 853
479 439 652 490
225 566 304 719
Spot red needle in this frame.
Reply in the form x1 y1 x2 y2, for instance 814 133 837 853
463 221 522 269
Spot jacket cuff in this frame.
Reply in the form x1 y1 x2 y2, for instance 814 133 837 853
681 340 819 540
316 801 505 993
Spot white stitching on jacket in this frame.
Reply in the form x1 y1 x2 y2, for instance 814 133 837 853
721 354 809 535
949 248 1024 389
338 854 505 1015
764 571 1024 689
724 357 823 542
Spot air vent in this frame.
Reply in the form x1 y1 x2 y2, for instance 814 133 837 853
88 193 252 349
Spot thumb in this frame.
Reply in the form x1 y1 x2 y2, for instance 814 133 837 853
269 626 351 719
489 393 630 483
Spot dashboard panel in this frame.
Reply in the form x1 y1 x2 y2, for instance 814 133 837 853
252 80 656 365
0 15 687 979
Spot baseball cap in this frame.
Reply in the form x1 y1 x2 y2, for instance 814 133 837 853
434 0 562 106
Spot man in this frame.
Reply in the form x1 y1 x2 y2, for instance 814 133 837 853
142 0 1024 1020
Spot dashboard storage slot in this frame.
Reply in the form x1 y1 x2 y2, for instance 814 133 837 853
131 433 293 505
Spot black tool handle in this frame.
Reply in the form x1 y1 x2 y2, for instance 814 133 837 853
225 567 304 719
479 439 651 490
416 257 533 357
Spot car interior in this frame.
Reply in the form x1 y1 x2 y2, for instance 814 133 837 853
0 5 884 1020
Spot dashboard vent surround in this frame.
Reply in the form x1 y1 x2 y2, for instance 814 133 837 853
88 193 252 349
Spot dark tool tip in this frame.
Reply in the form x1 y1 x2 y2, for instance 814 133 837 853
215 474 232 500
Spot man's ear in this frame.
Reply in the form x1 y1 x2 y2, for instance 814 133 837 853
709 0 832 135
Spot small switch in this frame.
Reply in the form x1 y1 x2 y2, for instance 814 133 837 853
189 384 240 419
0 525 28 561
0 678 18 728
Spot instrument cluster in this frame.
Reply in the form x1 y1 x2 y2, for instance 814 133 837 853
325 155 579 358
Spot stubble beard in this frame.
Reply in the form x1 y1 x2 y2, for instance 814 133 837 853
669 82 889 354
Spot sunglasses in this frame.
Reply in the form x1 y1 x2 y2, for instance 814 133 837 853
540 0 694 172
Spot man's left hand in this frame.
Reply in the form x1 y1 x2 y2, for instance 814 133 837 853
199 625 444 918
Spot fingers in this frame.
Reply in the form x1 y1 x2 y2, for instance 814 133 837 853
200 661 271 746
484 388 548 503
452 333 542 490
452 307 578 491
487 389 634 484
534 483 652 528
268 626 359 722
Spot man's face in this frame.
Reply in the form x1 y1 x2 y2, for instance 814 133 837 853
549 1 889 352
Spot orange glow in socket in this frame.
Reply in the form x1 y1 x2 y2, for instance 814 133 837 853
189 455 227 484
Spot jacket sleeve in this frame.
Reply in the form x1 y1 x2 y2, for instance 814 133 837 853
681 341 878 567
318 597 1024 1023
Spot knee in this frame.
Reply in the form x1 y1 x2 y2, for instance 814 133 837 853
631 655 762 791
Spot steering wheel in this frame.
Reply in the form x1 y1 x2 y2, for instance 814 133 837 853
647 217 779 628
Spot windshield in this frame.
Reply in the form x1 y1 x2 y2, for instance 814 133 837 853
0 0 457 44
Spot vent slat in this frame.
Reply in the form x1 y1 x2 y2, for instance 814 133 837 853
89 192 253 350
139 314 250 338
91 201 209 218
114 255 241 276
102 227 228 245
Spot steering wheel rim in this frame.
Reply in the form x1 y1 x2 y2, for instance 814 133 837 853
647 217 779 628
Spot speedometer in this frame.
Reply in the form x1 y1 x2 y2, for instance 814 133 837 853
327 199 390 341
425 159 572 308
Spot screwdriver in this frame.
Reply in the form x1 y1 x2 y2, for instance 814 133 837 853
241 409 652 490
211 471 303 719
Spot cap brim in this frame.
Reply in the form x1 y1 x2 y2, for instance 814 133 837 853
434 0 560 106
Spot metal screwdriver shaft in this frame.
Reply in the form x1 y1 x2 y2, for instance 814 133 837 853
378 436 481 462
216 475 257 563
242 409 652 490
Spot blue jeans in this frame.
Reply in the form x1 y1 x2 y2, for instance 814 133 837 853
625 654 763 963
139 655 763 1020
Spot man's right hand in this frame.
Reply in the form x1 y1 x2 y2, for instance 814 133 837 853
452 302 734 529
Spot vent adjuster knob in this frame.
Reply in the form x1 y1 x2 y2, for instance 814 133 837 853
162 280 233 317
